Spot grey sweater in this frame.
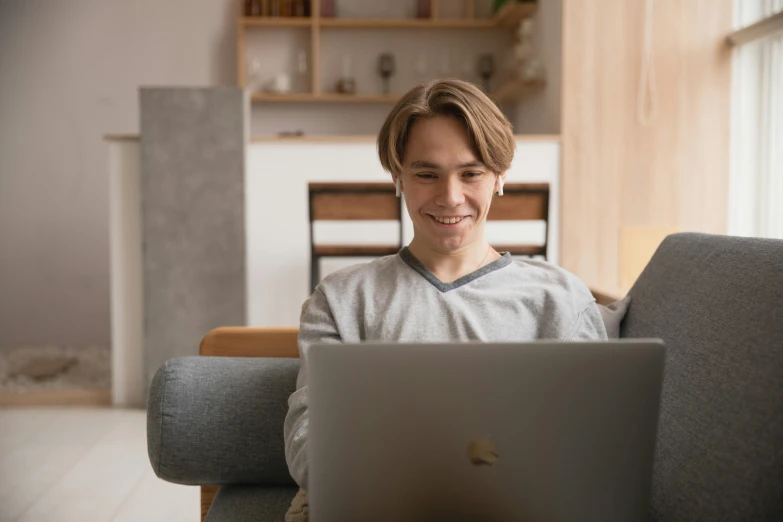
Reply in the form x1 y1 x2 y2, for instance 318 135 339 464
283 248 608 489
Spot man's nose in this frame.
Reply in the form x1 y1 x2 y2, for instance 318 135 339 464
438 176 465 207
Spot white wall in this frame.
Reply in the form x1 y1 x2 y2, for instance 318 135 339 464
246 138 560 327
0 0 237 351
108 139 143 407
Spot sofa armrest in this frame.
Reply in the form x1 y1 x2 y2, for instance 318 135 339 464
199 327 299 358
147 355 299 487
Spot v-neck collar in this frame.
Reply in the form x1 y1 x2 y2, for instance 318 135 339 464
399 246 512 293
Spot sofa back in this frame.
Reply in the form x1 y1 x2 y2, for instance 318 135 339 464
622 233 783 521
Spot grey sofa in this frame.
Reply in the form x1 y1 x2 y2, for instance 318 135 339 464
147 233 783 521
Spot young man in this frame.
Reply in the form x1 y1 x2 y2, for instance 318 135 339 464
283 79 607 518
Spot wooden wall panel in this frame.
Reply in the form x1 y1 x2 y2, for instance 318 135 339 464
560 0 732 295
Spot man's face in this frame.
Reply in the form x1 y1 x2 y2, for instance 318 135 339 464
399 115 503 253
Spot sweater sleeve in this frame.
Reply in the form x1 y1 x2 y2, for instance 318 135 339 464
283 288 342 489
563 300 609 341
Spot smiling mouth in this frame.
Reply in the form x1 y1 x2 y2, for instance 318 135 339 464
430 215 468 225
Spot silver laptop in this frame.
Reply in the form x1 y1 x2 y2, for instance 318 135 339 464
307 340 665 522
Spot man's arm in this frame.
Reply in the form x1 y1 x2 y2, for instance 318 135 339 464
564 300 609 341
284 288 341 489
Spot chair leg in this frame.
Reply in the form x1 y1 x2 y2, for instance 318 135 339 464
311 254 319 294
201 486 219 522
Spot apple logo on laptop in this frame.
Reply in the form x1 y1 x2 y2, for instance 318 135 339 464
467 437 499 465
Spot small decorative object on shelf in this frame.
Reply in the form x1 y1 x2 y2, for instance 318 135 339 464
336 55 357 94
297 49 308 75
336 78 357 94
416 0 432 18
277 130 306 138
494 0 512 13
247 57 264 92
321 0 335 17
494 0 538 12
511 18 545 82
477 54 495 92
292 0 308 17
266 73 292 94
378 53 396 95
244 0 262 16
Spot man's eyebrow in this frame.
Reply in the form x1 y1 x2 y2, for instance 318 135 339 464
409 160 440 169
408 160 485 169
456 160 485 168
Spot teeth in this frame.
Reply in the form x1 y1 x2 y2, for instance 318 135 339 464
434 216 463 224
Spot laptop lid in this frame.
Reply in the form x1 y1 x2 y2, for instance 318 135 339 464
308 340 665 522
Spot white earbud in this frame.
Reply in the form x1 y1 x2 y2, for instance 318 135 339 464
497 178 504 196
395 177 402 197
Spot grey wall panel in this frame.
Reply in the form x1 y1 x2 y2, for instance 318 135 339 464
140 87 246 399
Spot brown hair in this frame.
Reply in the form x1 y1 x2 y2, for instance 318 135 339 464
377 79 515 175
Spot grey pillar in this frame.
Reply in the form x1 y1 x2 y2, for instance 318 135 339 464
140 87 247 400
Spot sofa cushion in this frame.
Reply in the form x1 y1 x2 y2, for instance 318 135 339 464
622 233 783 521
205 485 298 522
598 294 631 338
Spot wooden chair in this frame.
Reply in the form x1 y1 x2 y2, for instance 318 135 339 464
197 327 300 522
309 182 403 293
487 182 550 259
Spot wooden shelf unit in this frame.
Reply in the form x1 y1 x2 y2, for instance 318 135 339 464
242 16 314 26
491 78 545 103
316 17 496 29
251 81 545 104
238 0 539 102
250 93 401 103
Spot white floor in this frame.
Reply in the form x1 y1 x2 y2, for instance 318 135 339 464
0 408 199 522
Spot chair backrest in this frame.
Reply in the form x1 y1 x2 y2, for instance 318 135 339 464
309 182 548 220
309 182 401 222
622 233 783 521
486 182 550 258
487 182 549 221
308 182 404 292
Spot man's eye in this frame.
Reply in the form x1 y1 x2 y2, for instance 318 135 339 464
464 172 483 178
416 173 436 179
